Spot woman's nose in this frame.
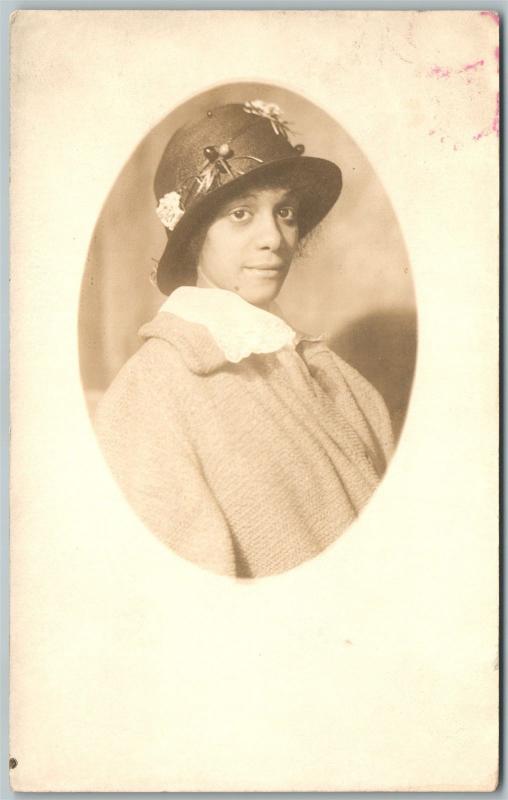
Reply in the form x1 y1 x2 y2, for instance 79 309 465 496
254 211 282 250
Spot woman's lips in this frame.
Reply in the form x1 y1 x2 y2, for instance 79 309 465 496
243 264 284 278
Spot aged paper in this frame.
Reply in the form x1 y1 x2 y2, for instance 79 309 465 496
10 10 498 791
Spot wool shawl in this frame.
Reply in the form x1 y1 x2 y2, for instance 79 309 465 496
95 311 394 578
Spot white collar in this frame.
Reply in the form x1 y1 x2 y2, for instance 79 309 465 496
160 287 321 364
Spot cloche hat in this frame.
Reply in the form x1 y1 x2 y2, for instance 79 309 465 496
153 100 342 295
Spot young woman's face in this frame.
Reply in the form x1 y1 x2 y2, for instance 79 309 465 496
196 186 300 308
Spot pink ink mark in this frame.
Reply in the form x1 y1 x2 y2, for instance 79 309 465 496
429 65 450 79
480 10 499 25
461 59 485 72
492 92 500 135
428 129 436 136
475 93 501 140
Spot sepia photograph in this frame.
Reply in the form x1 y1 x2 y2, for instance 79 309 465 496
80 83 416 577
9 9 498 792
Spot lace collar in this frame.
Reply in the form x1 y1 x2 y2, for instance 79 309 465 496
160 287 321 364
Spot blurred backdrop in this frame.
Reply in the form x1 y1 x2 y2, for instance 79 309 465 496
79 82 417 441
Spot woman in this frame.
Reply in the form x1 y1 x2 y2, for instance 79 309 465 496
95 100 393 578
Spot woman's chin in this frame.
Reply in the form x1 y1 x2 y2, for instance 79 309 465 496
236 276 286 308
238 286 280 308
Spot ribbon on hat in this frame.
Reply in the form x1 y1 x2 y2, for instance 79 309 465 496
194 144 264 198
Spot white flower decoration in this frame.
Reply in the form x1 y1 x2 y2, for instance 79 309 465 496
245 99 283 118
243 99 291 138
156 191 185 231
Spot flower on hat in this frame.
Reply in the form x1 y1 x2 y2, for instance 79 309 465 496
156 191 185 231
245 99 283 118
244 100 292 139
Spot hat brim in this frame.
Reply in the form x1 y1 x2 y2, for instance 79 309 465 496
155 155 342 295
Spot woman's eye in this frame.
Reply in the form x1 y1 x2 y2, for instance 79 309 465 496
229 208 251 222
278 206 297 222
